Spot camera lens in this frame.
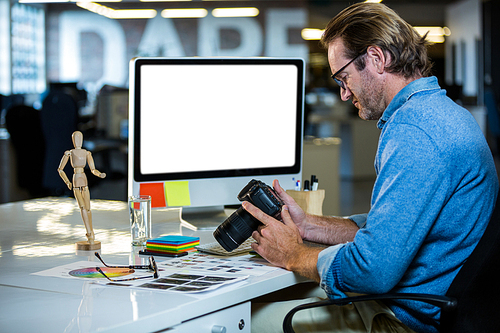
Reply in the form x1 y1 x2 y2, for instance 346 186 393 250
213 207 261 252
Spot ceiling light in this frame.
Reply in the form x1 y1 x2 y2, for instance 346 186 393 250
19 0 68 3
109 9 157 19
76 2 156 19
301 28 324 41
161 8 208 18
21 0 122 2
301 25 451 43
212 7 259 18
414 26 451 43
141 0 190 2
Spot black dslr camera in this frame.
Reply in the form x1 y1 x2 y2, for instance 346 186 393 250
213 179 284 252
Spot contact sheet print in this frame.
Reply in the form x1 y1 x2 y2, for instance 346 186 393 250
138 273 248 293
159 253 278 276
134 253 278 293
32 253 278 294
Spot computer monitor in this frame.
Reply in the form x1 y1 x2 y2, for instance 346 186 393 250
128 57 304 229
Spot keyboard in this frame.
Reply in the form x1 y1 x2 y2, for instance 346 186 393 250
195 238 255 256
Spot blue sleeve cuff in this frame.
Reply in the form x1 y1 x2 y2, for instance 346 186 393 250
348 213 368 228
317 244 348 299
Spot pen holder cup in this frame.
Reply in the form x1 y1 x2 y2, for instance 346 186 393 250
286 189 325 216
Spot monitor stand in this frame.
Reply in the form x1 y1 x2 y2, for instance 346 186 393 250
179 206 233 231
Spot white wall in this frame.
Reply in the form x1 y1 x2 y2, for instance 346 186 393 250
445 0 481 97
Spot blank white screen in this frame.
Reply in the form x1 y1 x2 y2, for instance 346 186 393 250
139 64 298 175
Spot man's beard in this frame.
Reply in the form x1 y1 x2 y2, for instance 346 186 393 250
355 69 386 121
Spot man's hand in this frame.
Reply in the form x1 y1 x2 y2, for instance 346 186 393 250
272 179 308 238
274 179 359 245
244 201 322 282
247 202 302 267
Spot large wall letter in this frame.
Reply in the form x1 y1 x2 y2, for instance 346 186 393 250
137 15 185 57
59 11 126 88
265 9 308 61
198 15 263 56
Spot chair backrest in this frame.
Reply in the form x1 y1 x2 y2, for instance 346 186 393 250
441 190 500 332
40 90 78 195
5 104 46 196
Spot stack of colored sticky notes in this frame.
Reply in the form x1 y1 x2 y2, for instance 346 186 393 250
145 235 200 255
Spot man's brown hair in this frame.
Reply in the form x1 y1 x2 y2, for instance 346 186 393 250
321 3 433 78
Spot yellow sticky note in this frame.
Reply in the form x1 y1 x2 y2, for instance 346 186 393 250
165 181 191 207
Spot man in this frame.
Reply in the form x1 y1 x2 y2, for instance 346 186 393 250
246 3 499 333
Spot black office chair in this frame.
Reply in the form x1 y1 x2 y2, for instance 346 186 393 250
5 104 47 197
283 191 500 333
40 89 78 196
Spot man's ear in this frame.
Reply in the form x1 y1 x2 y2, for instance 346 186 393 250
366 46 388 74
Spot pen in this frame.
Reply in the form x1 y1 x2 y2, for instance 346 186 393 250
303 180 310 191
295 180 301 191
312 178 319 191
311 175 319 191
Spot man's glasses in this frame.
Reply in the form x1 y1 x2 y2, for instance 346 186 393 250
331 52 365 90
94 252 159 282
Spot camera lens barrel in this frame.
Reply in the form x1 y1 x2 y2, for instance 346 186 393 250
213 179 284 252
213 207 261 252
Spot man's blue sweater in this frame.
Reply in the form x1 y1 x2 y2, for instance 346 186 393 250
317 77 499 332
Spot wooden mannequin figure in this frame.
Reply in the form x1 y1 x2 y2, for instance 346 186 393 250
58 131 106 251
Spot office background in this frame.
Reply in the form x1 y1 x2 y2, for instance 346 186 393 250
1 0 499 217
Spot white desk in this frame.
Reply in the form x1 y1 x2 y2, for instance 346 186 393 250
0 198 308 333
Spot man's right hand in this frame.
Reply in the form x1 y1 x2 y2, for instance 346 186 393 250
273 179 308 239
